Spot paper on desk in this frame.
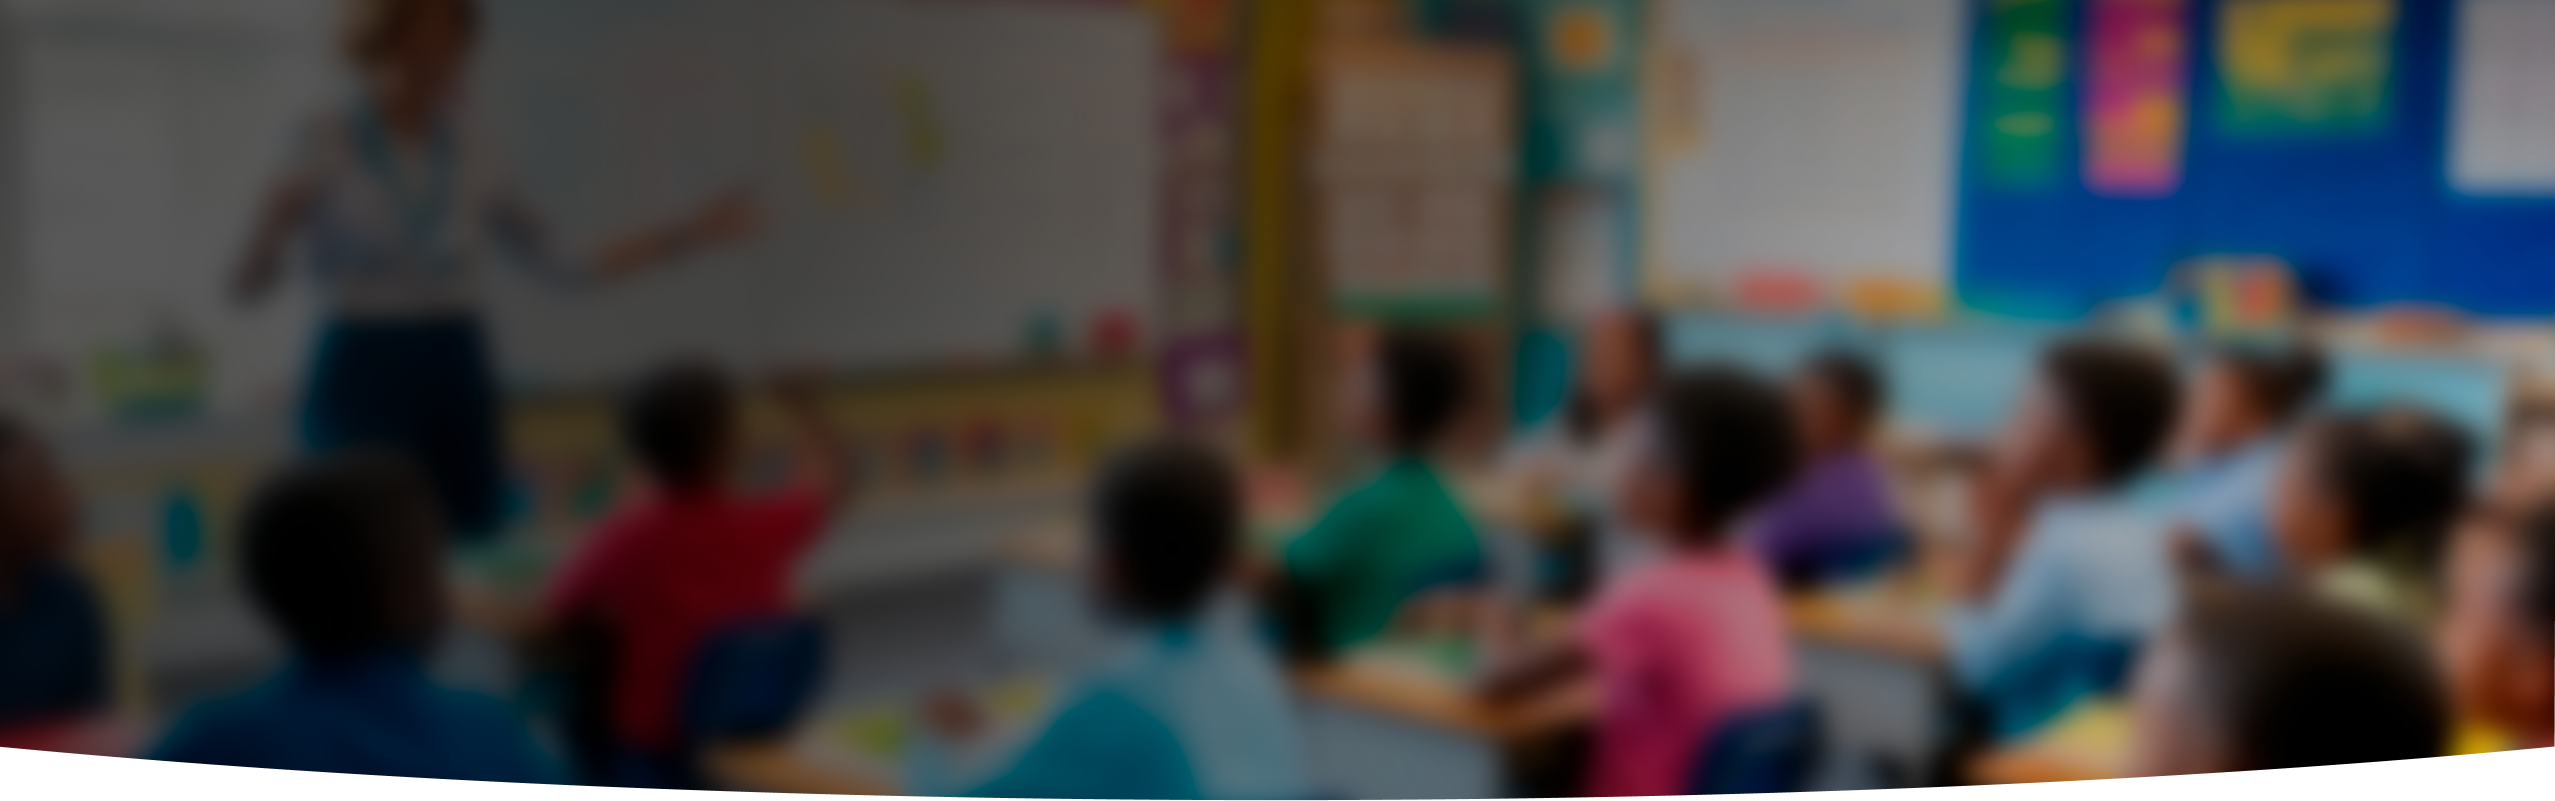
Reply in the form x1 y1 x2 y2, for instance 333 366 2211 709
2028 699 2132 776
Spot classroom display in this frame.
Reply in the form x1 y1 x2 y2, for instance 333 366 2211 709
1960 0 2555 319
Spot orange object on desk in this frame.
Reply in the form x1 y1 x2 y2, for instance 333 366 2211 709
0 715 146 758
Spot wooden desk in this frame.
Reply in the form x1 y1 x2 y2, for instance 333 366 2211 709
1291 657 1594 744
706 739 897 796
0 714 147 758
1782 570 1951 663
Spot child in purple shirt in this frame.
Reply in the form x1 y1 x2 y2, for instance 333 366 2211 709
1749 350 1905 587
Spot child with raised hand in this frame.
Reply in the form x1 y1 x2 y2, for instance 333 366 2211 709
541 362 848 786
1947 337 2182 737
919 438 1309 800
1279 327 1486 659
149 452 559 782
0 415 108 734
2126 576 2445 776
1480 365 1800 798
2161 341 2328 579
2266 405 2472 624
1749 348 1903 587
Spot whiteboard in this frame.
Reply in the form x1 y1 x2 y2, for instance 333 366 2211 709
1644 0 1967 297
10 0 1159 419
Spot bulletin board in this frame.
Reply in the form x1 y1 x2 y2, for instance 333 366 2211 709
1956 0 2555 320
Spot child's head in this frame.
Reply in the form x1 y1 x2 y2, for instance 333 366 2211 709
243 451 445 659
2270 406 2472 578
624 362 740 496
1999 338 2180 492
1791 349 1886 459
1092 438 1240 623
1623 366 1799 547
1364 328 1472 456
342 0 479 109
1569 307 1664 434
2173 341 2328 463
2129 577 2444 775
0 415 74 576
2435 500 2555 745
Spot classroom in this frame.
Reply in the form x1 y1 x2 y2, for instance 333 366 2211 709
0 0 2549 796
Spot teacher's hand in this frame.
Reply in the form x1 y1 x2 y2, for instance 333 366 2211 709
592 188 764 280
689 188 761 248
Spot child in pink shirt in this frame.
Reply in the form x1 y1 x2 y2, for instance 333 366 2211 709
1483 366 1800 797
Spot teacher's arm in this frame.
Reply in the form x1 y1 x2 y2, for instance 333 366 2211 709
231 175 317 306
487 186 759 286
591 188 761 280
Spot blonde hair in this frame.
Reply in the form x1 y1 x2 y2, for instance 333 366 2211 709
341 0 480 69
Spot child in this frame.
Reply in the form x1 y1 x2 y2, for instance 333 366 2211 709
0 415 108 732
2433 500 2555 752
2161 341 2328 579
1946 337 2182 737
2126 576 2445 775
1280 328 1486 657
2265 405 2471 624
1750 348 1903 587
542 363 848 785
1496 307 1666 585
149 452 558 782
1480 365 1800 798
920 439 1309 800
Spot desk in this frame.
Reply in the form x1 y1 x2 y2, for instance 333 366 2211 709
1290 651 1594 744
1964 699 2133 784
0 714 147 758
1782 568 1952 663
707 739 897 796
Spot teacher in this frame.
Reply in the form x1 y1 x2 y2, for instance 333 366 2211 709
234 0 756 540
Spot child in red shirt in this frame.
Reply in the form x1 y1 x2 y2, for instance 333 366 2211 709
543 363 847 783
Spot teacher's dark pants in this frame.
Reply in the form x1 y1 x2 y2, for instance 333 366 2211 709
300 314 507 540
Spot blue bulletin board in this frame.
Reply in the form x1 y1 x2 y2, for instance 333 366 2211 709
1957 0 2555 319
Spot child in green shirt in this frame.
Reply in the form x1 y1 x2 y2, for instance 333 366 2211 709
1281 328 1486 658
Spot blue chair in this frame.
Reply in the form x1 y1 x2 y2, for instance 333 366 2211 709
1688 698 1822 795
652 615 829 790
683 615 830 742
1772 527 1915 590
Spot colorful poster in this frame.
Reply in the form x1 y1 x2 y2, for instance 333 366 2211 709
2084 0 2188 197
2216 0 2397 136
1978 0 2072 189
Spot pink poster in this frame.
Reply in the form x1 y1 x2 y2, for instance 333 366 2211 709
2085 0 2189 197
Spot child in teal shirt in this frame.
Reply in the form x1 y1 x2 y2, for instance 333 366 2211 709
919 439 1310 799
1282 328 1486 658
150 452 560 783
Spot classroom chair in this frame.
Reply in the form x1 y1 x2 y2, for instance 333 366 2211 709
1687 698 1823 795
545 614 830 789
1771 526 1915 591
682 615 830 742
